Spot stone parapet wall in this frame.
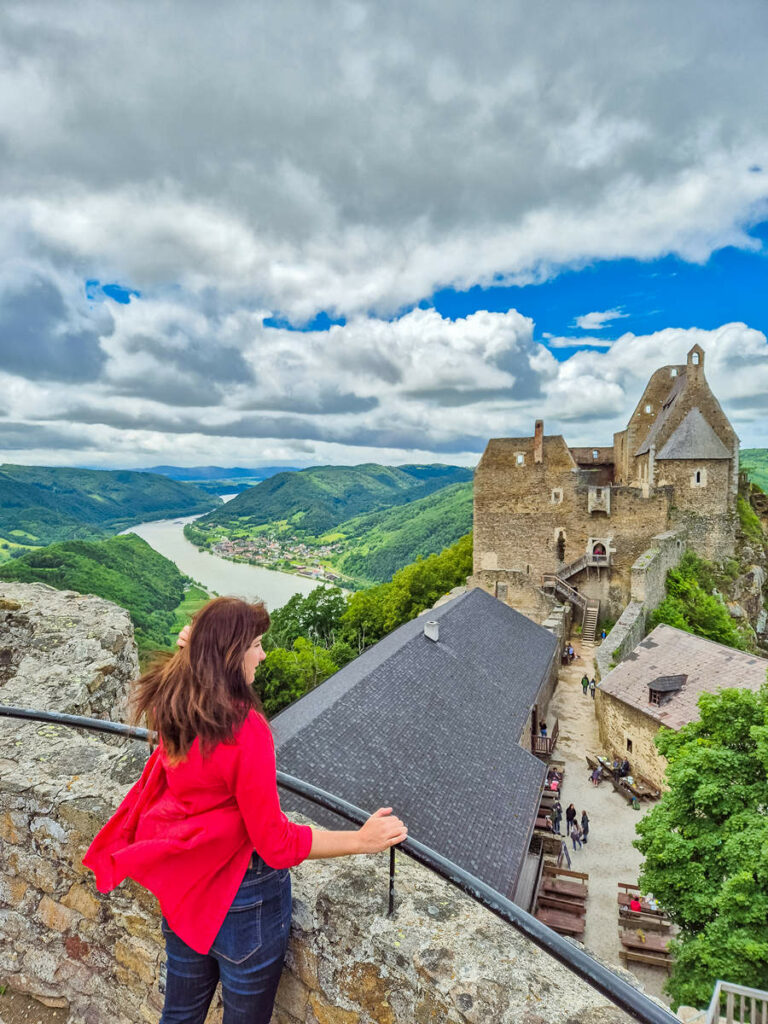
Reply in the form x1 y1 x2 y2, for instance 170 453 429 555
0 717 659 1024
0 582 138 728
596 530 686 680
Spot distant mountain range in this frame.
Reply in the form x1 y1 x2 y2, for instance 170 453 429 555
0 464 219 556
139 465 301 481
198 463 474 536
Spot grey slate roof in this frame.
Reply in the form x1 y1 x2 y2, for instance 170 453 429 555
655 407 731 460
599 624 768 731
635 370 687 455
273 588 557 898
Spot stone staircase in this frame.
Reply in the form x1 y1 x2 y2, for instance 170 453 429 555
581 601 599 645
541 572 600 644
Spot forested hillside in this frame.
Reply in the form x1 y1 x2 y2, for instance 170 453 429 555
0 533 206 654
255 533 473 716
198 463 473 535
328 481 473 583
741 448 768 491
0 464 220 555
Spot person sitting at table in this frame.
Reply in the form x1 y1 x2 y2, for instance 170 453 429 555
612 758 621 780
620 758 630 777
629 896 642 912
543 815 554 832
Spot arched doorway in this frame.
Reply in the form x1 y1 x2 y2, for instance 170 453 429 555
592 542 607 562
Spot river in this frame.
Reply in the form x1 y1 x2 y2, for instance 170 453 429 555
123 503 320 610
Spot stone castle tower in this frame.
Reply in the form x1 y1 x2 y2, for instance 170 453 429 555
470 346 739 624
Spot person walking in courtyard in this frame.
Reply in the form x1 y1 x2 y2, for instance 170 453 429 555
83 597 407 1024
581 674 589 696
581 810 590 844
589 678 596 699
565 803 576 831
570 822 582 850
552 800 563 835
590 766 601 787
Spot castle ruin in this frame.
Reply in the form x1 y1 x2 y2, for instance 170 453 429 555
469 345 739 631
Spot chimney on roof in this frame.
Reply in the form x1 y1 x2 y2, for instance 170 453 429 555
534 420 544 464
424 620 439 642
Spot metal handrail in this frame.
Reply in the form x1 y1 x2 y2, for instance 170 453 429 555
0 704 678 1024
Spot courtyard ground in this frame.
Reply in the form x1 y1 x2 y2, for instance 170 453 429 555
546 636 672 1005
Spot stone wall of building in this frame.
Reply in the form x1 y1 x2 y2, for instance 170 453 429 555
594 690 667 790
0 583 138 728
0 716 656 1024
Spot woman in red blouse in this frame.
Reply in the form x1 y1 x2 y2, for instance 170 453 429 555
84 596 407 1023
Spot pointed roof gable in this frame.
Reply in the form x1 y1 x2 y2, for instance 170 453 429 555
655 407 731 460
635 370 687 455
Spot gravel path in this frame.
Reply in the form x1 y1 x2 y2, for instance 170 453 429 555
546 637 672 1005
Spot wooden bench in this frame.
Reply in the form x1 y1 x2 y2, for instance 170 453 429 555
537 893 586 915
618 906 671 931
619 949 673 972
535 906 585 939
541 877 587 901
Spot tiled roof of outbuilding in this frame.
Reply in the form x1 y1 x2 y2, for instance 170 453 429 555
272 588 557 897
598 624 768 731
655 408 731 460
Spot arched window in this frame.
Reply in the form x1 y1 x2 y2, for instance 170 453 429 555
692 352 700 365
556 532 566 562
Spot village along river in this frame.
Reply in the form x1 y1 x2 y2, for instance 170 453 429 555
123 499 319 610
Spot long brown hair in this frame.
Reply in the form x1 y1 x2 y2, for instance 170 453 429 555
132 596 270 762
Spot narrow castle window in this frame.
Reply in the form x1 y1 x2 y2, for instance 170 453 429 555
516 453 525 466
645 404 652 414
626 738 633 753
551 488 563 504
556 531 566 562
670 368 678 377
692 352 700 365
592 449 599 459
695 470 701 484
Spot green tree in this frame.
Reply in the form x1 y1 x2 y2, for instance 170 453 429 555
256 637 339 717
648 551 750 650
634 685 768 1008
266 587 346 650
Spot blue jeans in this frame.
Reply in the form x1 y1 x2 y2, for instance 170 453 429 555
160 855 292 1024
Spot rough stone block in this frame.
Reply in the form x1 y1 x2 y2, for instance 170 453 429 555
62 882 102 921
308 994 361 1024
275 971 310 1020
114 936 161 986
36 894 82 933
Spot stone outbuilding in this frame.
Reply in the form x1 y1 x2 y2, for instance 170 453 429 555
595 623 768 789
272 587 559 908
470 345 739 631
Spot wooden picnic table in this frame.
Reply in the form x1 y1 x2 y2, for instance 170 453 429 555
620 929 671 955
617 893 665 916
535 906 584 939
541 877 587 901
537 893 586 914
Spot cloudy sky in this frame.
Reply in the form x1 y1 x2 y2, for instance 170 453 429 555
1 0 767 469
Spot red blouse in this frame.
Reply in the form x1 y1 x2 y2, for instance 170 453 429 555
83 710 313 954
